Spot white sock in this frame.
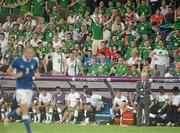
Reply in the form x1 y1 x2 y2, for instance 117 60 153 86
49 108 53 122
84 111 87 117
57 108 62 121
46 113 49 121
37 113 41 122
1 108 5 119
32 108 37 122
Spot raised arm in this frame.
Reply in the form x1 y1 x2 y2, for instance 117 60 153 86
103 15 114 26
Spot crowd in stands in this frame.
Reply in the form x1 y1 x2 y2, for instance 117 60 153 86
0 0 179 77
0 85 180 126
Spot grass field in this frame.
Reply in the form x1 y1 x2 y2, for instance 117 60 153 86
0 123 180 133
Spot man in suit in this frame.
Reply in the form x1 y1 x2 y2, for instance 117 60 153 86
135 72 151 126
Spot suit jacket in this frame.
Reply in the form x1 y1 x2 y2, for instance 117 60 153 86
135 80 151 103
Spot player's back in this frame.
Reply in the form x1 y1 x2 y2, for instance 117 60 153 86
12 57 38 90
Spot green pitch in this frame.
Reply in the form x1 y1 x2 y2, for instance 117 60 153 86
0 123 180 133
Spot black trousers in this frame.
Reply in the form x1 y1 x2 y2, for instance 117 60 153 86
166 105 179 124
137 98 150 126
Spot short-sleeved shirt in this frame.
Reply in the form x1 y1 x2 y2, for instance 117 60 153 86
171 94 180 106
115 64 128 76
49 52 66 72
156 94 169 108
39 93 52 104
53 92 66 104
66 92 80 108
31 0 45 16
91 23 104 40
113 95 128 107
86 94 102 107
11 57 38 90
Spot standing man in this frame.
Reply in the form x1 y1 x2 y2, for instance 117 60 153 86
135 72 151 126
85 15 114 55
150 40 169 77
7 47 40 133
44 46 66 76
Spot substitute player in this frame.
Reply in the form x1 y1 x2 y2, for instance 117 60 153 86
7 47 40 133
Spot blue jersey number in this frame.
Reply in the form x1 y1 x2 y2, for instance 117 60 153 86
25 68 30 74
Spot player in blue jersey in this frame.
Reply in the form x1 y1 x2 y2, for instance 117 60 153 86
6 47 40 133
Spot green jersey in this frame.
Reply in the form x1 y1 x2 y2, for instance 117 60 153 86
136 21 152 36
128 70 141 77
11 0 20 16
31 0 45 16
73 1 88 15
9 29 23 39
91 23 104 40
20 0 31 14
100 63 112 73
36 47 47 59
45 28 55 42
59 0 69 8
95 71 108 77
172 70 180 77
66 40 75 50
87 64 99 76
136 6 151 16
0 0 11 15
84 40 92 51
115 64 128 76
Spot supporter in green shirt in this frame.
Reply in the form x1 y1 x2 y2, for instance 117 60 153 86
73 0 89 15
86 15 114 40
17 45 24 57
83 35 93 52
125 41 138 60
0 0 11 16
31 0 45 17
139 40 152 61
113 57 128 76
99 56 112 74
87 59 99 76
36 42 47 60
136 0 151 17
9 23 23 39
95 65 109 77
66 33 75 50
105 1 115 16
172 64 180 77
46 42 55 53
44 23 55 42
136 15 152 36
11 0 20 16
128 65 141 77
24 25 33 40
19 0 31 15
50 6 61 22
108 34 122 50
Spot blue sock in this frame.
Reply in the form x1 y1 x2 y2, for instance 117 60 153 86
23 119 32 133
8 109 20 119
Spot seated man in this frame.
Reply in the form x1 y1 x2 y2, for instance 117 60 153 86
0 90 5 120
111 90 128 116
31 92 40 123
154 86 169 125
53 86 66 122
38 90 53 123
84 89 105 123
166 86 180 126
61 85 80 123
74 85 89 123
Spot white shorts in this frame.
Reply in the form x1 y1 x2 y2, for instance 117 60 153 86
16 89 33 106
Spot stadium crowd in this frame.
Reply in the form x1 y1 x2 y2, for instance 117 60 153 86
0 0 179 77
0 85 180 126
